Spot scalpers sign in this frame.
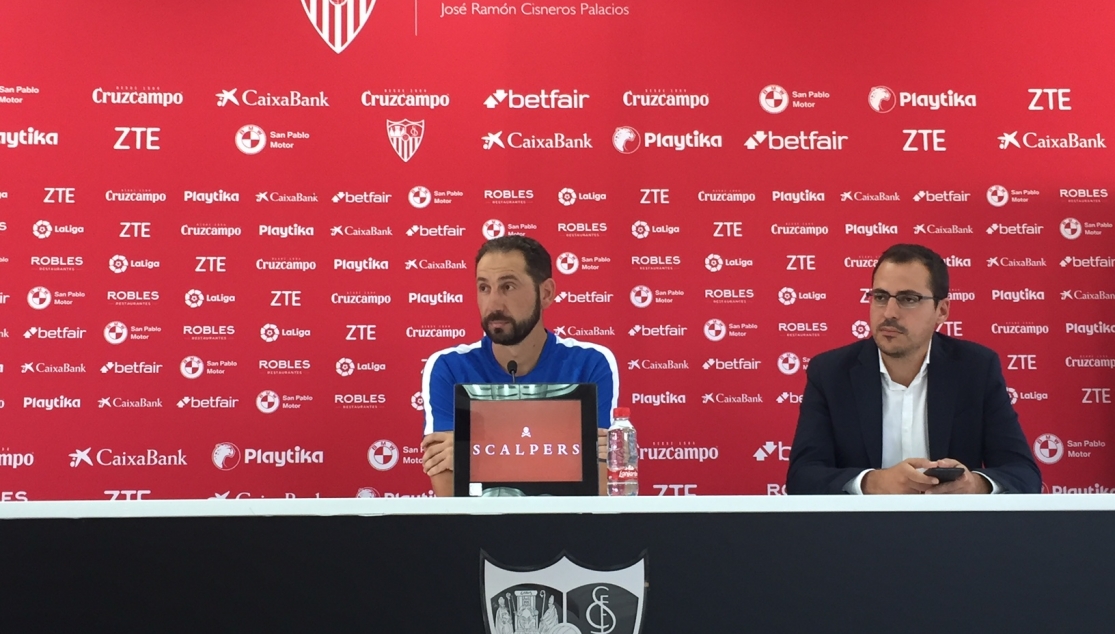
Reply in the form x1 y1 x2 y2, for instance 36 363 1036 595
302 0 376 54
482 553 646 634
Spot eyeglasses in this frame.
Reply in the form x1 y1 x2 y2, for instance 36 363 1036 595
867 290 937 309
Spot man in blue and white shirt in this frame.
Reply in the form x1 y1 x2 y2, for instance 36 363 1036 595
420 236 620 496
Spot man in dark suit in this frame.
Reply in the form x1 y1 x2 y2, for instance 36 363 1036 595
786 244 1041 494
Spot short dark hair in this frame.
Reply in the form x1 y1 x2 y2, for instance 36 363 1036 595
872 244 950 302
475 236 552 285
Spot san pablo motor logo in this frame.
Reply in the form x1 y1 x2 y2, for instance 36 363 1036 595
302 0 376 54
481 552 647 634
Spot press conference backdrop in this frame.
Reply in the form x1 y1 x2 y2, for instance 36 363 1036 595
0 1 1112 501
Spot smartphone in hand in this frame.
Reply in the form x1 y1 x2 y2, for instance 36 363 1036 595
924 467 964 483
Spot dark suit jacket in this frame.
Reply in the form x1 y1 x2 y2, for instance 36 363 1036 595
786 333 1041 494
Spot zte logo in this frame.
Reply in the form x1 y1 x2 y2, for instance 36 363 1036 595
786 255 816 271
1082 388 1111 404
936 321 964 337
195 256 226 272
271 291 301 307
640 189 670 204
113 127 161 150
345 324 377 341
1028 88 1071 111
119 222 151 238
712 222 743 237
903 129 946 152
1007 355 1038 370
652 484 697 496
43 187 76 203
105 489 150 500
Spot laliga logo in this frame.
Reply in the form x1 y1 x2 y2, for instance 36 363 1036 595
235 124 266 155
408 186 431 209
852 320 871 339
986 185 1009 208
33 220 52 239
368 439 399 471
868 86 896 113
631 221 650 239
558 188 577 206
260 323 280 342
212 442 241 471
1060 217 1082 240
613 126 640 153
759 84 789 114
778 287 798 306
104 321 129 345
108 254 129 274
705 254 724 272
302 0 376 54
411 392 424 411
556 252 579 275
482 219 505 240
28 286 52 310
704 319 726 342
257 390 280 414
180 356 204 379
336 358 355 377
630 285 653 308
184 289 204 308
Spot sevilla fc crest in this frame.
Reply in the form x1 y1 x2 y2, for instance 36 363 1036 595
387 119 425 162
481 552 647 634
302 0 376 54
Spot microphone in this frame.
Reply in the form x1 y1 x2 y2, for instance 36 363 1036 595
507 360 518 384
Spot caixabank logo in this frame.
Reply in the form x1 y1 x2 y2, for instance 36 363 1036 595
302 0 376 54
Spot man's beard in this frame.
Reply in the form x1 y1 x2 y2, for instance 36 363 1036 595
482 293 542 346
874 318 913 358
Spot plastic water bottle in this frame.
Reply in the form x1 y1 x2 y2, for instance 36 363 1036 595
607 407 638 496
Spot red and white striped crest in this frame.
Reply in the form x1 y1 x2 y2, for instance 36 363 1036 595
386 119 425 162
302 0 376 54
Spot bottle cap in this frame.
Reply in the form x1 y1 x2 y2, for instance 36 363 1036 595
612 407 631 418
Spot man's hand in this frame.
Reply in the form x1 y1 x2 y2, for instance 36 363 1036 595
924 458 992 494
862 458 941 494
421 432 454 477
597 429 607 463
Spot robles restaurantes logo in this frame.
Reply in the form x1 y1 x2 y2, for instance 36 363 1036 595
302 0 376 54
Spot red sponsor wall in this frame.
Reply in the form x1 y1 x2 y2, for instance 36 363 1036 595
0 1 1112 500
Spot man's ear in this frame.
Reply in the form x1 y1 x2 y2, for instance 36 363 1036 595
935 297 950 326
539 278 556 308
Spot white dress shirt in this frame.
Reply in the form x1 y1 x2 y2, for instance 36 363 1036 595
844 341 999 494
